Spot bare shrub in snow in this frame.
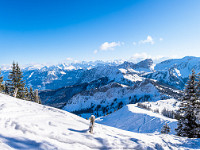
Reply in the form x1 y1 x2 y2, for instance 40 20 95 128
161 123 170 134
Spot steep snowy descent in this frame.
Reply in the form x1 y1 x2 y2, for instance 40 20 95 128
0 93 199 149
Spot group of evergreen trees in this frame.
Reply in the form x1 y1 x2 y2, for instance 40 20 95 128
176 70 200 138
0 62 41 104
161 70 200 138
6 62 25 98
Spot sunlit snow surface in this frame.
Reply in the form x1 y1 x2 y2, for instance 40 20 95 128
0 93 199 150
96 103 177 134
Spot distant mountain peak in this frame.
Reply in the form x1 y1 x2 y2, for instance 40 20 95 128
136 59 153 69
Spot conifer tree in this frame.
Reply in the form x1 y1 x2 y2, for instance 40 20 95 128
196 72 200 99
193 72 200 137
7 62 16 95
7 62 25 98
176 70 200 138
24 87 29 100
15 63 25 99
161 123 171 134
4 81 9 94
0 69 3 92
29 86 35 101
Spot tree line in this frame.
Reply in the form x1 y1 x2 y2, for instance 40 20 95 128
0 62 41 104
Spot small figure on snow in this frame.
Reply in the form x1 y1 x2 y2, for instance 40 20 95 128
89 115 95 134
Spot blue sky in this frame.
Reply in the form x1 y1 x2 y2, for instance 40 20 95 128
0 0 200 65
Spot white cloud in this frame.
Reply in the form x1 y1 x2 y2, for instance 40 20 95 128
66 57 73 61
129 52 179 64
93 49 98 54
100 42 121 51
159 38 163 41
139 36 154 45
129 53 153 63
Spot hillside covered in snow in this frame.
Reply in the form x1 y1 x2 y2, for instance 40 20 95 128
0 93 199 150
1 56 200 118
96 99 179 134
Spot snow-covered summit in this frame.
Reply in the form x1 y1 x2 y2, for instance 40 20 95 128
155 56 200 78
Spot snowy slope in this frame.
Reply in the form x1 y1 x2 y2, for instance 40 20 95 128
62 80 168 117
0 93 199 150
62 78 181 118
96 104 177 134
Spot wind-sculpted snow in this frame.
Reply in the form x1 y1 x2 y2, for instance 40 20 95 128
0 93 199 150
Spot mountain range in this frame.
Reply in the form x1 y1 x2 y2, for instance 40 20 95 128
1 56 200 117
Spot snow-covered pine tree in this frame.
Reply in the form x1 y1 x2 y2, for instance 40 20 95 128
161 123 170 134
196 72 200 98
4 81 9 94
29 86 35 101
24 87 29 100
192 72 200 137
176 70 200 138
0 69 3 92
15 63 25 99
7 62 16 95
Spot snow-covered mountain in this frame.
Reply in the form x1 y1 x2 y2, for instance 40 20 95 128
2 56 199 91
2 56 200 118
39 77 110 108
155 56 200 77
0 93 199 150
146 56 200 89
62 79 180 118
60 56 200 117
1 61 123 90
